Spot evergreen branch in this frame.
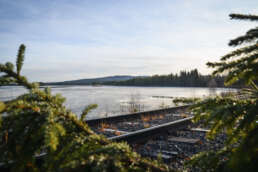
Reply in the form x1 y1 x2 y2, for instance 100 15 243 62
227 125 258 171
207 61 225 68
0 53 35 89
16 44 25 76
188 90 258 171
189 13 258 171
229 28 258 46
250 80 258 90
208 53 258 84
80 104 98 121
185 147 230 171
230 13 258 21
0 65 35 89
173 97 201 106
247 27 258 34
61 112 97 137
0 76 17 85
221 43 258 61
5 62 14 71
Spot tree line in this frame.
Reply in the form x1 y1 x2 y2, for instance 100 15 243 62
104 69 243 88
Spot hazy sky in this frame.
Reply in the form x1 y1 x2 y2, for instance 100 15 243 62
0 0 257 82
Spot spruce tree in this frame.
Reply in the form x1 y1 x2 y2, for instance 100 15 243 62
180 13 258 172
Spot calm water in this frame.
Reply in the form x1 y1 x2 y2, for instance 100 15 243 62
0 86 235 119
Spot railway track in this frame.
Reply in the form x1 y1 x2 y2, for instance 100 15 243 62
109 117 193 144
132 126 226 171
87 107 225 171
86 105 189 125
88 105 191 137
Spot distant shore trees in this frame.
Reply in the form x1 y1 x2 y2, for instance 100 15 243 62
104 69 243 88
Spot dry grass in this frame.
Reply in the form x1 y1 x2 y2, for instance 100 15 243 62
141 115 151 122
141 114 165 123
151 115 158 120
180 113 188 118
99 122 110 132
158 114 164 119
143 123 150 128
114 131 121 136
99 128 105 132
109 125 117 130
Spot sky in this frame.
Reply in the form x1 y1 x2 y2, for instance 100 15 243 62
0 0 257 82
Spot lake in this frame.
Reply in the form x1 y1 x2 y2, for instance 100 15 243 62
0 86 235 119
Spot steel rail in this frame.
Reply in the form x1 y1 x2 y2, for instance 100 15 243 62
109 116 193 144
86 105 190 127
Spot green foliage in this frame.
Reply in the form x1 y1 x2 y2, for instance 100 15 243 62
173 97 201 106
207 14 258 86
0 101 5 112
183 13 258 172
80 104 98 121
229 13 258 21
16 44 25 76
0 45 172 172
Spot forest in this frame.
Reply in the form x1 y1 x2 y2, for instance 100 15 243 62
104 69 243 88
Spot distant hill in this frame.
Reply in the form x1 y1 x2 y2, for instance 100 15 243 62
43 75 146 85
